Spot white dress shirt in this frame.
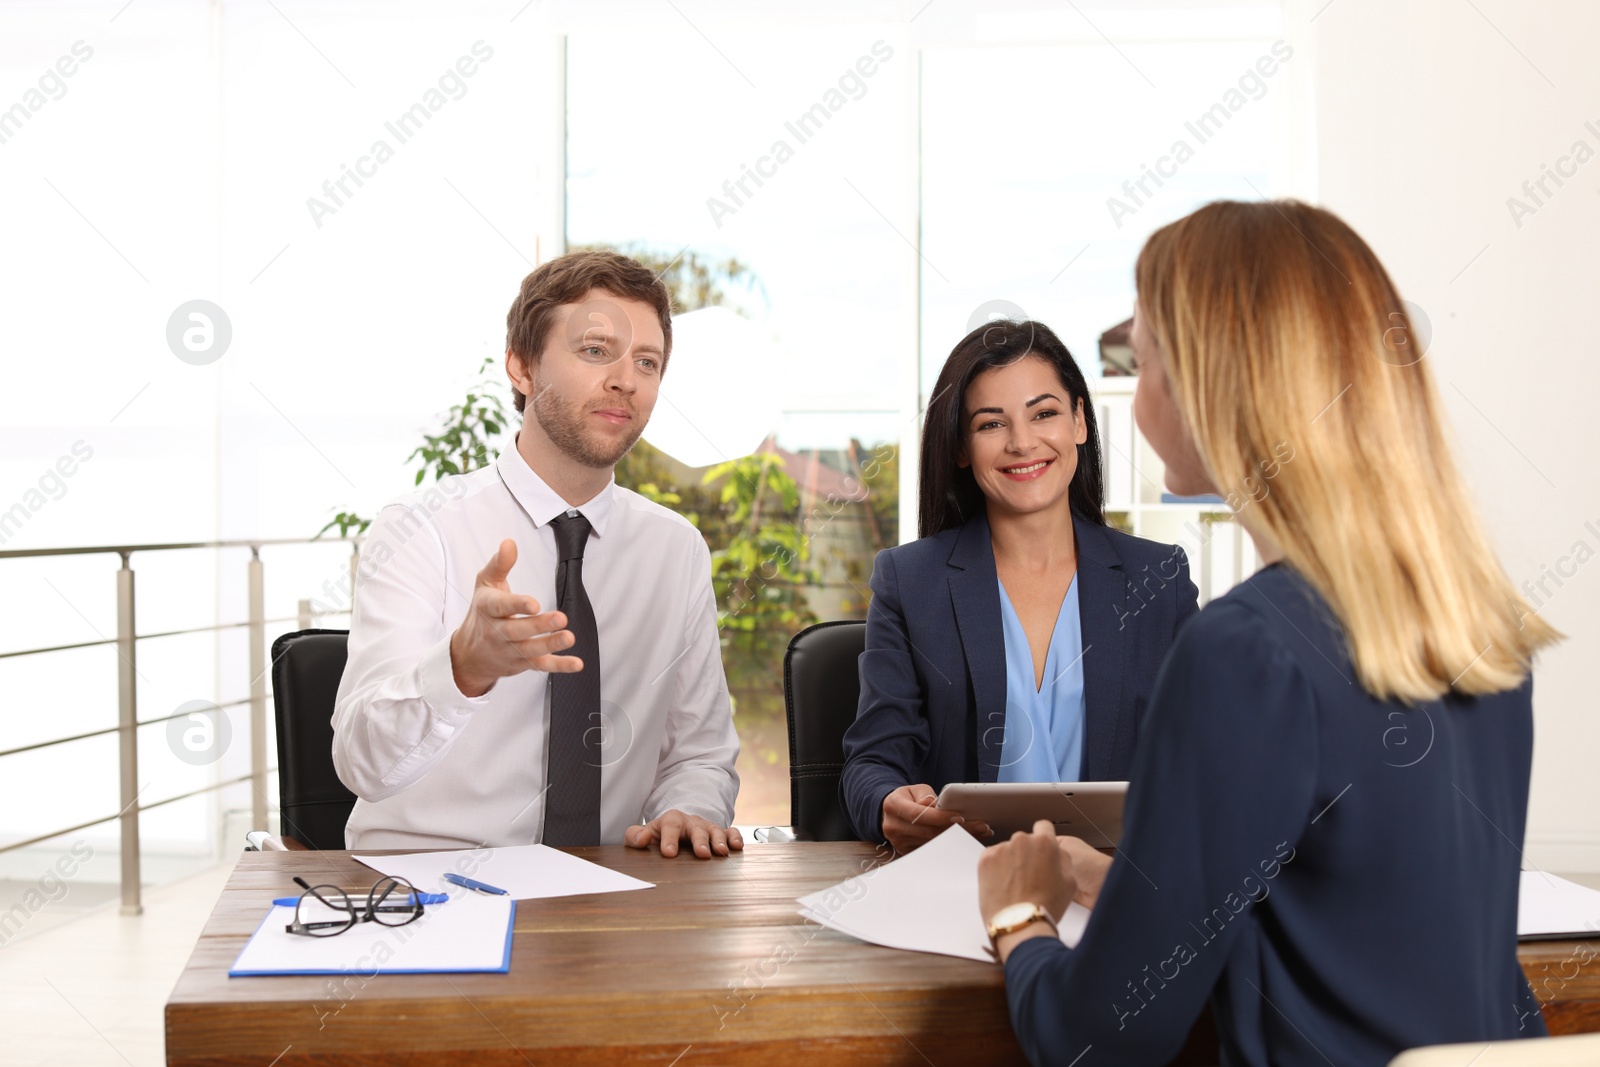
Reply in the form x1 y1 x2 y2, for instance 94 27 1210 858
331 445 740 849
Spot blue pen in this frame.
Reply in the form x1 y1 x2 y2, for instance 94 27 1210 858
443 872 509 896
272 891 448 906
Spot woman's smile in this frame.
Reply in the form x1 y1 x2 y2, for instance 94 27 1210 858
999 457 1054 481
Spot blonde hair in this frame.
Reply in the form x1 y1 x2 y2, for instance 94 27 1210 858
1135 199 1560 702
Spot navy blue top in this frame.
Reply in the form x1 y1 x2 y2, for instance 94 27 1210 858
1003 564 1546 1066
840 512 1199 843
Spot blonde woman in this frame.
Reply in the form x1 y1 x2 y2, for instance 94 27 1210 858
976 201 1561 1066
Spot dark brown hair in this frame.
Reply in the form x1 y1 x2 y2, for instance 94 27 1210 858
504 250 673 412
919 319 1106 538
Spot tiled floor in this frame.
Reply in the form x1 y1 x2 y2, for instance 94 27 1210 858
0 857 238 1067
1 859 1596 1065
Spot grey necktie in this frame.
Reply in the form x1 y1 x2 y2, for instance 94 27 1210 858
542 511 601 846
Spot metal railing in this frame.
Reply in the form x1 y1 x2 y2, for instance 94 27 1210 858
0 538 360 915
0 512 1249 920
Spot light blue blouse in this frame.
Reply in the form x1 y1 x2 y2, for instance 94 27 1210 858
996 575 1086 783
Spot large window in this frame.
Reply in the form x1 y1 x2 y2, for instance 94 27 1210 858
565 5 1300 825
565 17 915 825
920 14 1295 589
0 4 1305 876
920 29 1292 384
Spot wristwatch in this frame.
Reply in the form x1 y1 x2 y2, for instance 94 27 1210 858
985 902 1059 944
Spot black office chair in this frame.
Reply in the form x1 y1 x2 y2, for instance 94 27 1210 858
783 620 867 841
251 628 358 851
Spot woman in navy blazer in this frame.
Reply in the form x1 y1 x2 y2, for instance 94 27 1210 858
840 318 1198 851
975 201 1561 1065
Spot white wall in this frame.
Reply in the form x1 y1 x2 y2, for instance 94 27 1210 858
1309 0 1600 869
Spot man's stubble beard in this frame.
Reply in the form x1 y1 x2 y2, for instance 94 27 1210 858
529 373 645 470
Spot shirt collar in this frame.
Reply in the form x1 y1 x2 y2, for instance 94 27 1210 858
495 440 615 537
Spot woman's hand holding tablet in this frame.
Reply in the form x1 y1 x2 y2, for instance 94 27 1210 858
881 783 994 854
934 781 1128 847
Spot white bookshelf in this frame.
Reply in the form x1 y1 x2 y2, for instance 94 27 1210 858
1091 376 1260 607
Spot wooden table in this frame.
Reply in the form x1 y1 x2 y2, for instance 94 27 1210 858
166 844 1600 1066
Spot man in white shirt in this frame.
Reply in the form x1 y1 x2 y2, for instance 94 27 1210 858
332 250 742 858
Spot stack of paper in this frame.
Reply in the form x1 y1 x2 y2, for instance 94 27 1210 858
354 843 654 900
230 891 514 976
797 826 1090 963
1518 871 1600 940
796 840 1600 959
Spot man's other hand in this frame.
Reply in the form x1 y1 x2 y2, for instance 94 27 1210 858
625 810 744 858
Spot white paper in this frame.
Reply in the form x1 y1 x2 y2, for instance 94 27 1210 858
797 825 1089 963
1518 870 1600 939
353 843 654 901
230 891 513 975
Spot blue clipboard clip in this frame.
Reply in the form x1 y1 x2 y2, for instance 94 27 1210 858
271 891 449 906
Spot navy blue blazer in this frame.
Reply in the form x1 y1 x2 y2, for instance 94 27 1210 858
1002 564 1544 1065
839 511 1199 843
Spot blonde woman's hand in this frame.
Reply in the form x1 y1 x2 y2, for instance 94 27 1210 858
977 820 1077 963
1056 834 1113 911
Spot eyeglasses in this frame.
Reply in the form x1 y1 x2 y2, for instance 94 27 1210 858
285 875 426 937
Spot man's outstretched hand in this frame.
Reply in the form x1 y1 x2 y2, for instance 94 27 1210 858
625 810 743 858
449 539 584 698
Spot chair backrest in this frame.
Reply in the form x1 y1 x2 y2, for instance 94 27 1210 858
269 629 357 850
783 620 867 841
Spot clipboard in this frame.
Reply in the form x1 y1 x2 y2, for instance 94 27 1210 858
229 892 515 976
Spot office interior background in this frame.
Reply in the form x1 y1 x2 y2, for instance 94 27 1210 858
1 0 1597 1062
